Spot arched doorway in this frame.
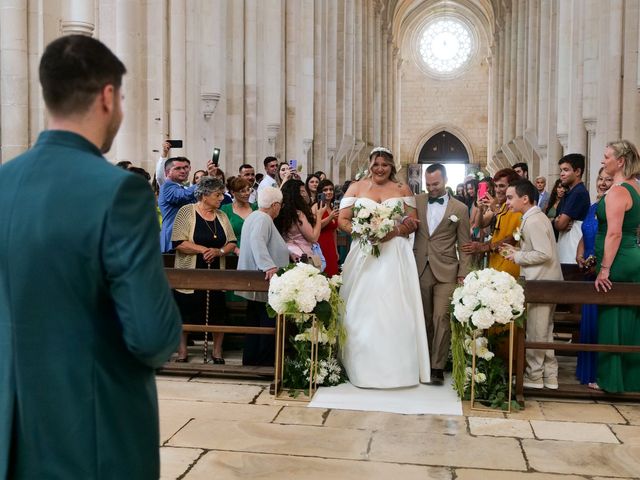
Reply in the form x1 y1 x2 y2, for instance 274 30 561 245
409 131 470 194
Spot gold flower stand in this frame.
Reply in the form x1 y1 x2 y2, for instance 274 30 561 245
273 313 319 402
470 321 515 413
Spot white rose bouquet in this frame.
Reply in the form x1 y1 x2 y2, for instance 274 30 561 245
267 263 347 390
351 202 404 257
450 268 525 410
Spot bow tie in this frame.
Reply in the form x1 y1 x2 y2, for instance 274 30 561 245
428 196 445 205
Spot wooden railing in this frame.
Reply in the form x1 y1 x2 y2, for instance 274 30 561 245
516 278 640 403
160 267 273 377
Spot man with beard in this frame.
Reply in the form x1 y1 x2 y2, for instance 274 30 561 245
0 35 181 478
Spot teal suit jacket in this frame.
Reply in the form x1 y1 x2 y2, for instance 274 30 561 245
0 131 182 479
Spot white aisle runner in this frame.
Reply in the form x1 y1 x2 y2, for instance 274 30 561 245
308 376 463 416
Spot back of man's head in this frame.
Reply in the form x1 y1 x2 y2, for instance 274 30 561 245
558 153 585 176
39 35 126 117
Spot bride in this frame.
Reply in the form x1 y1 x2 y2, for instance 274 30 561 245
337 147 430 388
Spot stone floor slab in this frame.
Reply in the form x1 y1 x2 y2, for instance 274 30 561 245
531 420 619 443
168 419 371 460
455 469 587 480
506 400 545 420
611 424 640 445
468 417 534 438
523 439 640 477
540 402 626 424
160 446 202 480
615 404 640 425
274 406 327 426
183 451 452 480
157 379 263 404
324 409 465 435
369 430 526 470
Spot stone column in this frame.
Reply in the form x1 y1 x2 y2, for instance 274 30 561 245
61 0 95 35
169 0 186 147
114 0 144 164
243 0 257 169
301 0 315 174
621 0 640 141
0 0 28 163
263 0 282 160
555 0 571 151
501 7 512 144
525 0 539 135
536 0 551 160
508 1 518 141
567 0 586 155
515 0 526 136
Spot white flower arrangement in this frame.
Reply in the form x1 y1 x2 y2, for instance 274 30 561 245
351 202 404 257
451 268 525 330
268 263 332 314
449 214 459 223
267 263 347 390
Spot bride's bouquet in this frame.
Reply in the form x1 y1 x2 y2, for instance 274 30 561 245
351 202 404 257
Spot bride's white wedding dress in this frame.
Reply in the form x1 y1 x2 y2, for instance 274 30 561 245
339 196 430 388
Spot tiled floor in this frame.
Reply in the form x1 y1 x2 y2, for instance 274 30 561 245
158 373 640 479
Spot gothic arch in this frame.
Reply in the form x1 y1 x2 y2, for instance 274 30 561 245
411 124 476 165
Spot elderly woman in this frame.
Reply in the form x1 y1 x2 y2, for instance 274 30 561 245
237 186 290 366
171 176 237 363
593 139 640 392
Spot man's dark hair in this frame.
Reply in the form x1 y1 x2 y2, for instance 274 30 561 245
425 163 447 179
263 156 278 168
129 166 151 182
512 162 529 175
115 160 132 170
558 153 585 177
510 179 539 204
164 156 191 172
239 163 254 172
39 35 126 116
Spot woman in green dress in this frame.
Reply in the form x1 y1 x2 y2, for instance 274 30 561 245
594 139 640 392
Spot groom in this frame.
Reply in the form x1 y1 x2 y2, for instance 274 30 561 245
413 163 471 385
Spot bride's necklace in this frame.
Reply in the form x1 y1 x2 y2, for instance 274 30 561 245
198 206 218 239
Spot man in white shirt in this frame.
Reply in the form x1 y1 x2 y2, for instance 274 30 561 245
412 163 471 385
257 156 278 194
239 163 258 203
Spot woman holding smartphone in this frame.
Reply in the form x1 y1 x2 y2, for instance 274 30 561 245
317 179 340 275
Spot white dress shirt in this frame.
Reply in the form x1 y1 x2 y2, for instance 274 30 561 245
427 194 449 235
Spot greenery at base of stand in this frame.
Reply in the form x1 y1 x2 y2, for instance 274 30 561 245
451 320 522 412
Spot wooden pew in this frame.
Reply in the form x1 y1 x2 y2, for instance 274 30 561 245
516 280 640 404
160 268 273 377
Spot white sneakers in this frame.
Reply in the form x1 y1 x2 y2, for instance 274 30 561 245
523 376 558 389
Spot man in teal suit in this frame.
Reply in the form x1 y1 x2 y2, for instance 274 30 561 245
0 35 181 478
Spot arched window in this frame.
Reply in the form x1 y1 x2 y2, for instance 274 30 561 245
417 16 476 78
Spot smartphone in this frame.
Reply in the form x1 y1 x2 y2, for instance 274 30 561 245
288 159 297 170
211 147 221 166
477 182 488 201
167 139 183 148
317 192 326 205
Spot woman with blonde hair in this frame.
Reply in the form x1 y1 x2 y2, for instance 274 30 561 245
593 139 640 392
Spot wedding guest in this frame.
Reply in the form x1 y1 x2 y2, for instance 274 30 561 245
461 168 521 278
211 167 233 206
275 179 326 268
413 163 471 385
535 176 550 211
513 162 529 179
317 179 340 276
192 169 206 186
504 179 563 389
237 187 290 366
554 153 591 263
158 157 196 252
220 177 258 253
238 163 258 203
0 34 181 479
455 183 466 203
257 156 278 193
305 173 321 205
575 168 614 387
171 177 237 364
593 140 640 392
315 170 327 181
545 179 566 220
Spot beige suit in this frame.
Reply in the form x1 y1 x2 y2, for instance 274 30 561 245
413 194 471 369
513 207 563 383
